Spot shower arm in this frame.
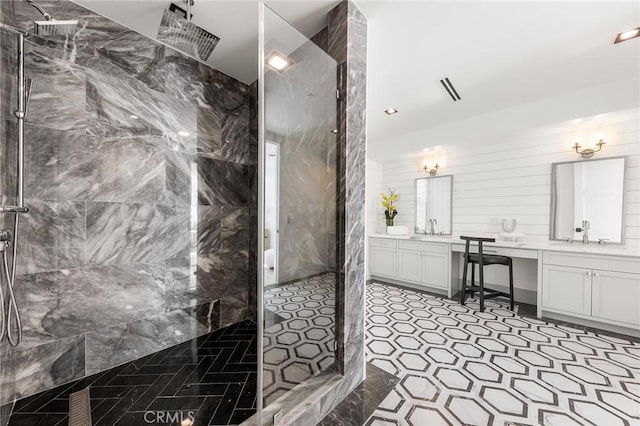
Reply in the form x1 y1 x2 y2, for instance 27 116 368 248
25 0 52 20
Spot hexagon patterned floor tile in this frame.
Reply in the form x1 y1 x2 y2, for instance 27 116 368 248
263 273 336 405
364 282 640 425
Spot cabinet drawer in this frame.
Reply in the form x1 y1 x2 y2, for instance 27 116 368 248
369 238 397 248
543 251 640 274
398 240 448 253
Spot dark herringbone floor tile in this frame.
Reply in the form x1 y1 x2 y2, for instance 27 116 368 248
8 320 257 426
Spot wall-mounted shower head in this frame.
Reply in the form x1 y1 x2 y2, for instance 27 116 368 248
33 19 78 36
25 0 78 36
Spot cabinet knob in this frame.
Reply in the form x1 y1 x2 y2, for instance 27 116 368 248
586 272 591 276
594 273 599 277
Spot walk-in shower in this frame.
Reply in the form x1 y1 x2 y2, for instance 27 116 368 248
0 0 364 423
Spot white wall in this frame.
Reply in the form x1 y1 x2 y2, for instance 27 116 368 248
366 159 384 233
366 159 383 279
373 107 640 247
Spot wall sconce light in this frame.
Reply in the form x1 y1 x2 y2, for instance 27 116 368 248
423 163 439 176
573 138 605 158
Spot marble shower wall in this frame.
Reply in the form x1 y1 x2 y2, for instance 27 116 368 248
0 0 257 403
265 36 338 284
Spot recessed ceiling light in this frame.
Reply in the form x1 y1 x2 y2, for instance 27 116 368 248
129 115 138 119
385 108 398 115
266 50 295 73
178 131 191 137
614 27 640 44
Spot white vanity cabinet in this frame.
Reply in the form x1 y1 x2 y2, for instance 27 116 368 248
368 237 451 293
541 252 640 328
369 238 397 278
592 270 640 326
397 241 449 290
541 265 592 316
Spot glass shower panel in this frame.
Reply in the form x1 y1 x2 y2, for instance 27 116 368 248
260 5 338 409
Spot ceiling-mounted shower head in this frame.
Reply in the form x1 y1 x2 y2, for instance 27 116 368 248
157 2 220 62
33 20 78 36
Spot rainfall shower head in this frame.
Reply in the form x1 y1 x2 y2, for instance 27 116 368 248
25 0 78 36
33 20 78 36
157 2 220 62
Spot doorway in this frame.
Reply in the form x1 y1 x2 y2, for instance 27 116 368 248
264 140 279 286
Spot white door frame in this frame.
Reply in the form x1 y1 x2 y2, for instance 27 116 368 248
266 140 280 284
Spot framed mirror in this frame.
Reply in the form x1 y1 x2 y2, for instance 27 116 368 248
415 175 453 235
550 157 626 243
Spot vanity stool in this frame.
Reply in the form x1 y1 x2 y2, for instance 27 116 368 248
460 236 514 312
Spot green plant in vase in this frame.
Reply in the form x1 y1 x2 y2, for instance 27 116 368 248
381 188 399 227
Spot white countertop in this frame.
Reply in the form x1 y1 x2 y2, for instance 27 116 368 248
370 233 640 258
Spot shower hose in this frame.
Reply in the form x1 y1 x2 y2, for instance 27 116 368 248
0 214 22 346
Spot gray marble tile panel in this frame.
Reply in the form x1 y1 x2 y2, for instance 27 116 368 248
279 203 329 282
86 67 197 151
220 207 249 252
164 150 195 205
197 156 249 207
16 198 85 275
197 205 223 254
85 202 190 265
166 249 248 311
96 30 165 92
11 41 88 131
164 153 250 206
163 49 209 107
196 105 223 156
88 137 166 204
24 125 96 201
15 263 165 345
220 292 248 328
0 335 85 403
84 308 209 375
196 251 248 297
216 104 252 165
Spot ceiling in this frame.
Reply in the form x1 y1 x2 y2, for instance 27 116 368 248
74 0 339 84
74 1 640 161
357 1 640 160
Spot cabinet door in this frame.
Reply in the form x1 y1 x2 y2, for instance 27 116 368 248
542 265 592 315
592 270 640 326
370 246 397 278
421 252 448 289
398 250 421 283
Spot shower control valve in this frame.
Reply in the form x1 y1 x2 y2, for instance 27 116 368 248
0 229 13 243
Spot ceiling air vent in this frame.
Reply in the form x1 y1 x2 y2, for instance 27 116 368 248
440 77 461 102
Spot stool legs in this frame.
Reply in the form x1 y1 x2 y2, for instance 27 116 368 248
470 265 475 298
478 259 485 312
461 255 468 305
508 261 514 310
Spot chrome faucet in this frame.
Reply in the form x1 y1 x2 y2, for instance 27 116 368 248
427 218 437 235
575 220 590 244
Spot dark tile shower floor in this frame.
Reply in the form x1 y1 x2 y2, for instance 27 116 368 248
8 320 257 426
